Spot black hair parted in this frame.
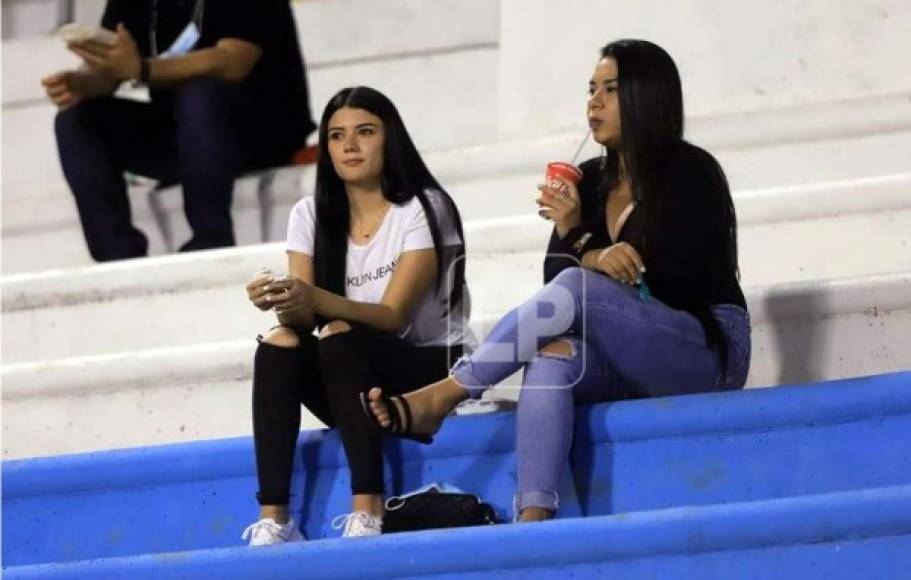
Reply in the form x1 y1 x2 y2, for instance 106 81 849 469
598 39 737 276
599 39 684 217
312 86 467 312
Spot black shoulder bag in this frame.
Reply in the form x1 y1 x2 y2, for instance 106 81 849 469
382 484 502 533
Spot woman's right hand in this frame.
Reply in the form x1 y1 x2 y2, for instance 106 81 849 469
536 175 581 238
246 269 277 311
595 243 645 285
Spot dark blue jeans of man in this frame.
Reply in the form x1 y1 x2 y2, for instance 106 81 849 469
54 78 290 261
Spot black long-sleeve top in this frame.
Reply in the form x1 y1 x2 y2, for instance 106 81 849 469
544 140 746 350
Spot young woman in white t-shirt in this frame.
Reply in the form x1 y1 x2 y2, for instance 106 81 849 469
241 86 470 544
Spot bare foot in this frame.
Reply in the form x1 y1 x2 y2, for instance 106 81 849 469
367 377 468 437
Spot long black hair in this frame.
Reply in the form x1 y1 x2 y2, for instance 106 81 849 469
599 39 738 276
312 86 467 310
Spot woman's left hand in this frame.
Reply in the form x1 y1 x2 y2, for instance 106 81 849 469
595 242 645 285
266 276 316 316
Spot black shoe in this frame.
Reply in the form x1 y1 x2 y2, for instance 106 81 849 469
179 235 234 253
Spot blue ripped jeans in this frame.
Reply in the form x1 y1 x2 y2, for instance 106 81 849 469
451 267 751 515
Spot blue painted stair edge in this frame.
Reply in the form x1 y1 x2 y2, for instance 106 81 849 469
6 485 911 579
6 371 909 497
3 371 910 567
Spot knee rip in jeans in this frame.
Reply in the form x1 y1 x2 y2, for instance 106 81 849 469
319 320 352 340
258 326 300 348
537 338 576 361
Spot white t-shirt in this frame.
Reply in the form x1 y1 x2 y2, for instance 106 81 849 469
286 190 473 348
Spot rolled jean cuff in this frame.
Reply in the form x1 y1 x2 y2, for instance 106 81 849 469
450 355 489 399
515 490 560 515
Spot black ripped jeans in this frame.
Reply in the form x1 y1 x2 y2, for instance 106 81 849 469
252 322 461 505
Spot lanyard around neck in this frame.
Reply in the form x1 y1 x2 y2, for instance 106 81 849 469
149 0 205 57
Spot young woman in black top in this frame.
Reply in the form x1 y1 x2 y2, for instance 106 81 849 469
365 39 751 522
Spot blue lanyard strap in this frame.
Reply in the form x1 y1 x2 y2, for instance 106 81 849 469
149 0 204 57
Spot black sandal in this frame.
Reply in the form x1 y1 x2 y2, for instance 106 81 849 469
359 391 434 445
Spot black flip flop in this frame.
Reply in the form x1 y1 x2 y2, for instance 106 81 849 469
360 391 434 445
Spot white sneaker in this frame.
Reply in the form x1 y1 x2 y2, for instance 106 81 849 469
331 511 382 538
241 518 305 546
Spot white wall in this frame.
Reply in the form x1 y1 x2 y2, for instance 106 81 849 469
1 0 66 38
497 0 911 141
5 272 909 459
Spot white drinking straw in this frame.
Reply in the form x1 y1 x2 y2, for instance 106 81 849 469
570 129 592 165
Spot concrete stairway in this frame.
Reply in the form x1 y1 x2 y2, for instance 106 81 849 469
3 95 911 273
3 371 910 577
2 0 502 273
4 268 909 460
3 0 911 274
3 163 910 458
3 2 910 576
4 168 910 363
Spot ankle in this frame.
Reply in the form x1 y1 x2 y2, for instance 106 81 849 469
259 505 290 524
433 377 469 415
352 494 385 517
518 507 554 522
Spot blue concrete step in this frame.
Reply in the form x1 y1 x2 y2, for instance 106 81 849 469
3 372 910 574
6 486 911 579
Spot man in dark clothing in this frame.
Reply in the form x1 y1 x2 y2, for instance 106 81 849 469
42 0 316 260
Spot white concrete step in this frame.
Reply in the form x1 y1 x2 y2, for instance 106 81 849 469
443 128 911 222
3 172 910 364
2 0 500 105
4 271 908 459
1 0 502 274
4 105 911 274
1 41 498 206
1 1 499 161
7 90 909 207
0 0 69 39
495 0 911 143
6 0 909 270
0 39 501 274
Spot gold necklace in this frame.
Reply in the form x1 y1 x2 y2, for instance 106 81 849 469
352 206 388 239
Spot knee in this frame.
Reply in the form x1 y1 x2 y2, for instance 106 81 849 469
531 271 581 327
175 78 232 119
552 267 585 292
53 107 76 138
553 266 632 306
318 320 352 341
53 101 94 141
546 267 586 308
318 321 358 370
260 326 300 349
177 77 229 98
538 338 575 360
521 339 582 391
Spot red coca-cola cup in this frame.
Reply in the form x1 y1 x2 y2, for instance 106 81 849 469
538 161 583 219
544 161 583 186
